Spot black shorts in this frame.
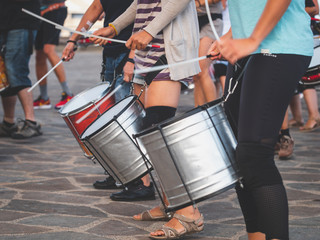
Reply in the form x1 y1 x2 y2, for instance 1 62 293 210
35 7 67 50
213 62 227 79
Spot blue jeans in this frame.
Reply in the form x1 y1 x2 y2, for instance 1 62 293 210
0 29 36 90
104 52 131 102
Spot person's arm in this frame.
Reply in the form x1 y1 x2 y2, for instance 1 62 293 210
305 0 319 17
126 0 194 50
215 0 291 64
123 50 135 83
89 0 137 46
62 0 104 61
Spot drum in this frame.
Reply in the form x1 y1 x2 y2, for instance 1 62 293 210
136 99 240 212
0 55 9 92
300 45 320 87
81 95 151 185
59 82 115 158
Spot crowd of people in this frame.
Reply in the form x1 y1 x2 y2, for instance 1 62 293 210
0 0 319 239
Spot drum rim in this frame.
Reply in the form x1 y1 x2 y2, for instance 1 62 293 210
135 98 223 138
59 82 111 115
165 180 237 212
80 94 139 140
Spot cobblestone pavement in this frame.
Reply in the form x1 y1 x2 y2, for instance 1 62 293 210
0 48 319 240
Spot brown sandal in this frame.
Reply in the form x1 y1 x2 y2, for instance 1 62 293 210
149 213 204 239
133 205 172 221
299 118 320 132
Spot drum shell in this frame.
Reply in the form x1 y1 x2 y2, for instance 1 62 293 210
59 83 114 158
82 96 151 185
137 101 239 211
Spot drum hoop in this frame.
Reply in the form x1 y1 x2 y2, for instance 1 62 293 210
59 82 111 115
80 94 139 140
135 98 223 138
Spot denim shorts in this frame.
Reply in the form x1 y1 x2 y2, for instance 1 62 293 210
0 29 36 95
104 52 131 102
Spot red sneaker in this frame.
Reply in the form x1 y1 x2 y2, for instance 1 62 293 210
33 96 52 109
54 92 73 110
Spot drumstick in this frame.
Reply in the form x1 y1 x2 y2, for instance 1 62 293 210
75 83 124 124
21 8 160 48
28 59 64 92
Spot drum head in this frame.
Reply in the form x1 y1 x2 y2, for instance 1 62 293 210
81 95 136 138
59 82 110 115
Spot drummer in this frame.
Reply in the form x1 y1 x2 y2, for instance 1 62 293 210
62 0 156 202
90 0 204 239
208 0 313 239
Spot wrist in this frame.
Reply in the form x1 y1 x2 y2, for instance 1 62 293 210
67 40 77 45
108 23 118 35
127 58 135 64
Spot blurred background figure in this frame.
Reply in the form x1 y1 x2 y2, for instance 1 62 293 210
33 0 73 110
0 0 42 139
193 0 223 106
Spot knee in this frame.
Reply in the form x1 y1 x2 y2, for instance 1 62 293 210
236 142 283 190
42 45 56 57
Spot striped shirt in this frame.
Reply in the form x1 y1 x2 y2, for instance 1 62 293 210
133 0 170 80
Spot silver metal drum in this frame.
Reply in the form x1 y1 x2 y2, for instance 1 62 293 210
81 95 151 185
136 99 240 211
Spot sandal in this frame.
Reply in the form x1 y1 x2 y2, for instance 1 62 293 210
288 119 304 127
299 118 320 132
133 205 172 221
149 213 204 239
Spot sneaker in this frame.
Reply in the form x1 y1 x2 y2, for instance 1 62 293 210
33 96 51 109
110 180 155 201
278 135 294 160
93 176 122 190
54 92 73 110
0 121 18 137
11 120 42 139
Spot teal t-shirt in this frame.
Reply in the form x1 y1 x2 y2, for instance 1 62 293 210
228 0 313 56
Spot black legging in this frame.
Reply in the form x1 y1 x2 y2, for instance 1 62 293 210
224 54 311 240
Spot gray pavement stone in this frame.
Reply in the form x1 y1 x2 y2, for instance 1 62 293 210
0 48 319 239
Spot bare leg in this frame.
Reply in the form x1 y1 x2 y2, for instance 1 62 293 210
1 95 17 123
300 88 320 130
43 44 66 84
17 88 36 121
289 94 304 126
193 37 217 106
248 232 265 240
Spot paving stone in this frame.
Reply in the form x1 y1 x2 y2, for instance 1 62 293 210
86 219 148 236
22 191 100 205
6 178 78 192
0 210 34 221
18 214 98 228
0 189 17 199
0 223 49 234
4 199 107 217
96 202 150 217
0 232 112 240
